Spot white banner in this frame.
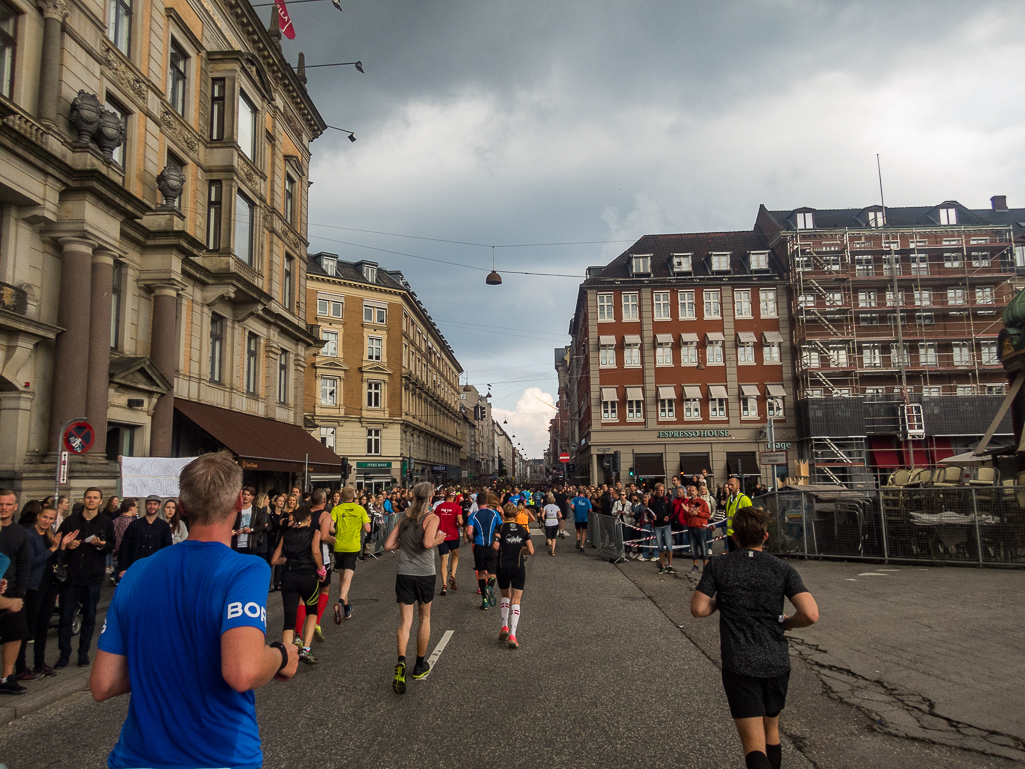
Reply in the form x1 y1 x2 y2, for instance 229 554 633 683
121 457 197 498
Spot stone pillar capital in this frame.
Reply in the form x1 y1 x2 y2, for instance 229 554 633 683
91 248 117 267
149 283 181 299
58 236 97 253
36 0 69 21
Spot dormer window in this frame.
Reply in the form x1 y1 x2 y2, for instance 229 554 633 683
363 264 377 282
938 206 957 225
796 211 814 229
672 254 692 273
631 255 652 276
749 251 769 271
322 256 337 276
711 253 730 272
867 209 885 228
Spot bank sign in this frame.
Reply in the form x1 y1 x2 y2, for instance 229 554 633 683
657 430 731 439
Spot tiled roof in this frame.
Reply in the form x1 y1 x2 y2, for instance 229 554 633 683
762 202 1025 232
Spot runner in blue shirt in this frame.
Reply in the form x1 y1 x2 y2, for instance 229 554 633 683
91 452 298 769
465 494 501 609
571 491 592 552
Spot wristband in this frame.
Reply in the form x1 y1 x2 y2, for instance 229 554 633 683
270 641 288 673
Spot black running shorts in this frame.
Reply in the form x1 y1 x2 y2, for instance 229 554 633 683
334 552 358 572
574 521 588 531
472 544 497 573
0 607 28 643
544 525 559 540
437 538 460 555
495 567 526 591
395 574 435 605
720 669 790 720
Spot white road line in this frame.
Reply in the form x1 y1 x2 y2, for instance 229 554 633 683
858 572 887 576
427 630 454 669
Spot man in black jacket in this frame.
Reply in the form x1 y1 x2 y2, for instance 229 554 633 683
118 501 173 577
56 487 114 668
0 489 30 694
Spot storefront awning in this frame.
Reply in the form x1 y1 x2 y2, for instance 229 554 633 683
737 331 758 344
680 332 699 343
726 451 759 476
624 334 642 346
655 333 673 344
600 387 618 401
657 386 676 400
705 331 725 343
762 330 784 344
766 384 787 398
683 385 702 399
174 399 344 473
635 453 665 478
740 384 760 397
625 386 644 401
709 385 728 399
598 335 615 346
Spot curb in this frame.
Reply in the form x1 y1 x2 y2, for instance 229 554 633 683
0 670 90 725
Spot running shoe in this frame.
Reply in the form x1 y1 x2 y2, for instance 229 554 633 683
411 660 431 680
441 584 448 596
393 661 406 694
480 597 489 610
507 635 519 649
333 602 343 625
658 566 667 574
344 603 353 620
449 577 458 591
690 566 700 574
499 626 509 641
14 669 40 681
292 635 303 648
314 624 324 643
667 566 676 574
486 585 497 607
0 679 26 695
299 648 317 665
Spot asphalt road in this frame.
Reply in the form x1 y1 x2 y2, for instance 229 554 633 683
0 533 1020 769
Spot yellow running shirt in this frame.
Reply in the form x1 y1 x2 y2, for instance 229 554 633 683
331 503 370 553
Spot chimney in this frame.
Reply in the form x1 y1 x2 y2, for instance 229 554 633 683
297 52 307 86
991 195 1008 211
268 7 282 46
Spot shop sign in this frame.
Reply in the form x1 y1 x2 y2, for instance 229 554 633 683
766 442 792 450
432 465 447 472
760 452 788 466
356 461 392 469
595 447 613 454
657 429 731 439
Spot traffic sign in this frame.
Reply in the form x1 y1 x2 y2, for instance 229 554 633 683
58 451 69 484
761 451 787 466
62 420 95 454
559 451 570 464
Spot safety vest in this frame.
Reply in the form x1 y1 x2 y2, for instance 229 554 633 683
725 493 752 535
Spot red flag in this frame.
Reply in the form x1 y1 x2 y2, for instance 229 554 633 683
275 0 296 39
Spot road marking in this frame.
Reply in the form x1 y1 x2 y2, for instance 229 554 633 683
878 568 899 572
845 578 857 581
858 572 887 576
427 630 454 669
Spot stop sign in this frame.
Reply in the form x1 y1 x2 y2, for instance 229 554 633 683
559 451 570 464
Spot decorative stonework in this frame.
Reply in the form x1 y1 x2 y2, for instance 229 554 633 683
283 108 303 143
159 108 199 156
36 0 69 21
2 113 47 146
239 157 261 192
102 45 146 100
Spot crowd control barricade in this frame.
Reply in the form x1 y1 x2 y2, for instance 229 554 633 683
602 514 730 561
592 514 627 561
364 512 396 558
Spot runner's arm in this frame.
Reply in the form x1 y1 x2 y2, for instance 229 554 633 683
90 650 131 701
221 626 297 690
384 521 401 551
423 514 445 547
782 592 819 630
690 590 717 618
320 513 335 548
311 530 323 571
270 538 286 565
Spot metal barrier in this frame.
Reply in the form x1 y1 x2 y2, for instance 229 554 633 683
363 512 396 558
586 514 732 563
756 487 1025 567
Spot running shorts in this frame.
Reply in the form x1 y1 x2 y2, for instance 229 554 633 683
720 669 790 719
437 538 460 555
574 520 588 531
544 525 559 540
472 544 497 573
334 552 359 572
0 607 28 643
395 574 435 605
495 567 526 591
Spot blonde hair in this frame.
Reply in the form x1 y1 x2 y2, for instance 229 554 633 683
178 451 241 526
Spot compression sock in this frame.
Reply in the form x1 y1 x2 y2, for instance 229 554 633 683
397 655 405 664
295 605 306 633
500 598 510 625
478 578 487 594
509 604 521 635
488 576 496 588
745 751 772 769
315 593 330 624
766 743 781 769
415 655 424 667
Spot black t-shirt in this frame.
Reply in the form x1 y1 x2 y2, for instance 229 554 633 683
493 522 528 570
649 495 673 527
554 492 568 514
282 526 317 572
695 549 808 677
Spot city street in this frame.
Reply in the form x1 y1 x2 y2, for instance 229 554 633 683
0 532 1020 769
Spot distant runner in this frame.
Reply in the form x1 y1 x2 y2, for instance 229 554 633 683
494 504 533 649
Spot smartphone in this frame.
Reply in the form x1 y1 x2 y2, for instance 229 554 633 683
84 535 96 544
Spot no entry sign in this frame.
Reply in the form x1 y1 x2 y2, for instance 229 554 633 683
63 420 95 454
559 451 570 464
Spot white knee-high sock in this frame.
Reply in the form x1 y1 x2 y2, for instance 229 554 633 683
500 597 510 626
509 604 521 635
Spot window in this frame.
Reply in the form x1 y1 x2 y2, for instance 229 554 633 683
858 290 876 307
885 289 903 307
860 314 879 326
284 175 296 225
363 302 387 324
917 343 937 366
209 314 224 382
798 293 815 308
957 385 975 396
320 377 338 405
795 255 812 272
1016 246 1025 269
362 264 377 283
707 340 724 364
367 336 383 361
105 97 128 167
883 254 901 276
827 344 848 367
282 255 294 310
107 0 131 54
234 192 254 265
938 206 957 225
913 289 932 307
366 429 381 455
796 211 814 229
986 384 1006 395
802 348 820 369
980 341 998 365
863 344 882 367
322 256 337 276
321 330 338 357
915 312 935 326
971 237 990 245
238 90 256 160
764 342 781 362
867 209 885 228
597 293 614 321
834 389 851 398
622 293 638 320
0 3 14 98
624 342 641 367
704 289 721 318
602 398 618 421
806 389 824 398
672 254 692 273
631 255 651 275
975 286 994 305
655 341 672 366
823 255 841 272
947 287 965 305
826 291 843 306
626 398 643 420
943 251 964 268
319 427 336 450
741 396 758 418
759 289 777 318
205 181 222 249
709 397 727 418
767 397 784 417
749 252 769 271
366 381 382 409
711 253 730 272
245 333 259 393
855 255 874 276
653 291 671 320
738 342 755 364
910 254 929 276
681 341 698 365
922 386 941 397
110 262 123 349
277 352 288 403
599 343 615 367
952 342 971 366
678 290 696 319
317 295 343 318
734 289 752 318
168 39 187 115
210 79 225 140
971 251 991 267
684 398 700 419
659 398 675 420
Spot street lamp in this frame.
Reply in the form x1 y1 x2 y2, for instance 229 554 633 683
305 60 365 73
326 125 357 142
486 245 502 285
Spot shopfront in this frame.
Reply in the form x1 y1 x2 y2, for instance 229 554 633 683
357 461 398 495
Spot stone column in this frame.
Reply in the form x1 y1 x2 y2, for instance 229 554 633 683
36 0 68 126
49 237 94 450
86 249 115 455
149 286 179 456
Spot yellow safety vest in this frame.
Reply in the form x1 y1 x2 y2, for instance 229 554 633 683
726 493 752 535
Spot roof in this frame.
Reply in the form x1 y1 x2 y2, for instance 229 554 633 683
760 202 1025 234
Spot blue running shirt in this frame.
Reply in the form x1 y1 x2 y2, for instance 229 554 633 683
99 540 271 769
468 507 501 546
571 495 592 522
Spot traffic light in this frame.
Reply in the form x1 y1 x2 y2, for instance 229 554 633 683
612 451 621 473
628 466 634 477
341 456 350 484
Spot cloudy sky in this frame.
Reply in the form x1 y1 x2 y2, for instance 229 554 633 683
276 0 1025 458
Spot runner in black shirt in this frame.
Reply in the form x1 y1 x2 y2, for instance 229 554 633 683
271 508 324 665
553 489 568 539
690 506 818 769
492 504 533 649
